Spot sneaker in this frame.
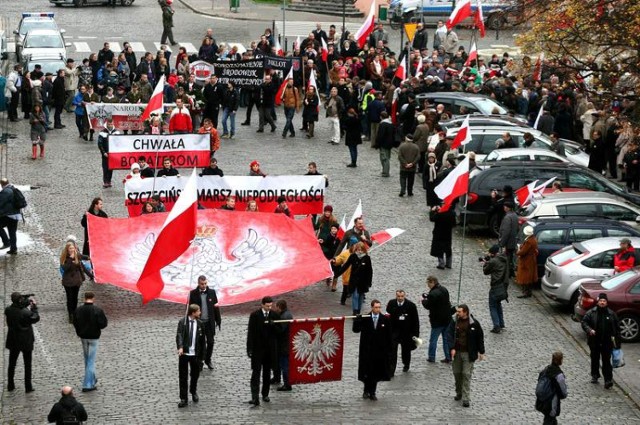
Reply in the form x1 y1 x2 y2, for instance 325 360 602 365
490 327 501 334
427 358 435 363
221 134 230 139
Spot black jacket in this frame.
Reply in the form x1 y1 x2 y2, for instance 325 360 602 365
334 228 372 256
257 82 276 108
200 166 224 177
275 310 293 354
222 88 239 111
188 287 222 332
430 209 456 257
74 302 108 339
446 314 485 362
97 126 118 155
376 119 396 150
203 82 224 109
47 395 88 425
246 308 278 369
581 306 621 348
385 299 420 343
422 283 452 327
4 302 39 351
335 253 373 295
353 313 393 383
52 76 66 107
176 316 206 360
0 185 20 217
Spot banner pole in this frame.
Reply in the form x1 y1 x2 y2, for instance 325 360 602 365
456 196 468 305
265 314 371 324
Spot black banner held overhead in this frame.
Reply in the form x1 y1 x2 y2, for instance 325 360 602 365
213 59 264 88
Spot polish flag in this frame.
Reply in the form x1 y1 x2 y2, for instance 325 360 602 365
533 101 546 129
390 86 401 125
474 0 486 38
394 57 407 82
308 69 321 104
450 115 472 150
464 42 478 67
371 228 405 247
346 199 363 231
434 156 470 212
295 35 301 50
533 52 544 81
534 176 557 194
140 74 165 122
514 180 539 207
136 168 198 304
320 37 329 62
275 66 294 106
355 1 376 48
274 37 284 57
336 214 347 240
446 0 473 30
415 55 423 78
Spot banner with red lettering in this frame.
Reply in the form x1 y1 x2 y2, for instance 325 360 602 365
108 134 211 170
86 103 176 131
289 318 345 385
124 175 326 216
87 211 332 305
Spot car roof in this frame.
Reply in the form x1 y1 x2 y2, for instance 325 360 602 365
487 160 580 169
528 217 639 230
579 237 640 250
534 192 624 202
487 148 562 156
441 115 526 126
415 92 495 99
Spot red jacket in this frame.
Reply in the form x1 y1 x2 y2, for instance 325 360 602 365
169 107 193 133
614 247 636 273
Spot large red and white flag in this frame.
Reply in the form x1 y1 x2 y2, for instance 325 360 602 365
515 180 539 207
464 42 478 67
446 0 473 30
355 1 376 48
320 37 329 62
336 214 346 240
371 228 405 247
534 176 557 194
390 86 401 125
289 318 345 385
89 212 332 305
308 69 320 103
434 156 470 212
275 66 294 106
450 115 472 150
394 57 407 82
136 168 198 303
140 75 165 122
474 0 486 37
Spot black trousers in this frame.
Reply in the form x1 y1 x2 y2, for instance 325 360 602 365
54 104 64 127
101 156 113 185
543 415 558 425
245 97 255 123
0 217 18 251
505 248 515 277
202 321 215 364
258 106 275 131
250 355 271 399
179 354 200 401
204 107 220 129
9 93 19 120
389 336 413 375
363 377 378 395
590 343 613 382
8 349 32 390
400 170 416 195
160 26 175 45
64 285 80 317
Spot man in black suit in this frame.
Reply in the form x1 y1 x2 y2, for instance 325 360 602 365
188 275 222 370
246 296 278 406
386 290 420 375
5 292 40 392
353 299 393 401
176 304 206 408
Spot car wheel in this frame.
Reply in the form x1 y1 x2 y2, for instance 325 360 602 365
488 214 499 238
619 314 640 343
121 0 134 5
568 290 580 313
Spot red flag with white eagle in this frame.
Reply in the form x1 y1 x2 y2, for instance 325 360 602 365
355 1 376 48
140 75 165 122
450 115 472 150
446 0 473 30
320 37 328 62
136 167 198 303
289 318 345 384
434 156 470 212
474 0 486 37
514 180 539 207
371 228 405 247
464 42 478 67
275 66 294 106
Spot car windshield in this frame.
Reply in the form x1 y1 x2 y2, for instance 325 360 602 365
601 270 635 289
20 20 57 35
24 35 63 49
30 61 65 74
550 245 584 265
473 98 508 115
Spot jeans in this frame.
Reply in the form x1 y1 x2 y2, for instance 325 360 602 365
351 288 364 313
278 354 289 386
81 339 99 389
348 145 358 164
428 325 451 361
328 116 340 143
75 114 85 136
489 293 504 328
400 170 415 195
452 351 474 402
221 107 236 136
379 148 391 176
43 105 51 128
282 107 295 136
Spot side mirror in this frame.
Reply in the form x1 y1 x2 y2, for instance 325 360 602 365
635 215 640 223
13 30 19 35
65 42 72 48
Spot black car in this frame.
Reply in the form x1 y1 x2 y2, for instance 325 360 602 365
518 217 640 278
461 161 640 235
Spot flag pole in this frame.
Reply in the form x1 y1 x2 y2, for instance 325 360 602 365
265 314 371 324
183 235 200 318
456 195 468 304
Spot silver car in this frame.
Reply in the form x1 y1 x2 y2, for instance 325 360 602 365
541 236 640 306
480 148 569 169
14 13 64 60
20 29 70 64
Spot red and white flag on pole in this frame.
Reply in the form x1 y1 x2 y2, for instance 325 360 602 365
515 180 539 207
275 66 294 106
394 57 407 82
289 318 345 385
274 37 284 57
136 167 198 303
415 55 423 78
446 0 473 30
464 42 478 67
355 1 376 48
346 199 363 231
474 0 486 37
140 74 165 122
371 228 405 247
308 69 321 105
533 101 547 129
534 176 557 194
336 214 347 240
450 115 472 150
295 35 301 50
320 37 329 62
391 86 401 125
533 52 544 81
434 156 470 212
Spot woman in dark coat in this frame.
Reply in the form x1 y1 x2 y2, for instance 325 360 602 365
20 73 33 119
80 197 108 256
52 69 67 128
60 241 86 323
302 86 319 138
424 152 441 206
553 103 573 140
588 130 607 175
430 205 456 269
344 107 362 167
334 242 372 314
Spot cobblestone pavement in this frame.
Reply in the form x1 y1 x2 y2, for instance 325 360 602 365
1 3 640 424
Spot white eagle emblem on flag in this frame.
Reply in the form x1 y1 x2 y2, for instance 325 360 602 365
292 324 341 376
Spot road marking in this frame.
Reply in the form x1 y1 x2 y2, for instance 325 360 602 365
108 41 121 52
77 36 97 39
179 42 197 54
197 14 231 21
74 42 92 52
129 41 146 53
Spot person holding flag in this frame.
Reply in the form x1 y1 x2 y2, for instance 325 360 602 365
280 75 300 139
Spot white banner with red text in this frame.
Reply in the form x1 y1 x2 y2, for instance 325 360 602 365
124 175 326 216
108 134 211 170
86 103 177 132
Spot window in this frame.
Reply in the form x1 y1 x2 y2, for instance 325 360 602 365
536 155 564 162
505 155 530 161
601 270 636 289
557 204 599 217
569 228 603 242
522 168 565 186
608 228 636 237
481 169 523 193
460 133 484 154
582 252 604 268
601 249 617 268
566 172 608 191
601 204 639 222
484 151 500 162
453 100 480 115
537 229 566 244
629 282 640 294
529 139 551 150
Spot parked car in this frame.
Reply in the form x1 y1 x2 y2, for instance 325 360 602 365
439 115 529 130
481 148 569 168
522 192 640 228
50 0 134 6
462 162 640 235
574 268 640 342
519 217 640 278
14 12 64 60
22 53 66 76
415 92 513 117
19 28 70 63
541 237 640 307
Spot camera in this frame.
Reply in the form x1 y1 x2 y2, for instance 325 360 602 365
15 293 35 309
478 255 490 262
422 292 429 299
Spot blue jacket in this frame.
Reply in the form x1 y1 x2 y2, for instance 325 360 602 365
72 92 85 116
0 185 20 217
367 99 386 123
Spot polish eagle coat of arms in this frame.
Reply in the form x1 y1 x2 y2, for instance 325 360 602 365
292 324 341 376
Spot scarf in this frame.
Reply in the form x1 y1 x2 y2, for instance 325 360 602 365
428 162 437 182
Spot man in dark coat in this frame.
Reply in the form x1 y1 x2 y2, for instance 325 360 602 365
412 23 429 51
47 386 89 425
246 296 278 406
499 201 519 276
430 205 456 269
581 293 621 389
376 112 395 177
353 299 393 401
176 304 206 407
73 291 108 392
422 276 452 363
188 275 222 371
202 75 224 128
5 292 39 392
52 69 67 129
257 75 277 133
0 179 22 255
386 290 420 375
483 244 509 334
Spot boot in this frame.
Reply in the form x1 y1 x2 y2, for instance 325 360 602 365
340 287 348 305
39 145 45 158
31 145 37 160
331 278 338 292
308 123 315 138
89 130 95 141
436 257 445 270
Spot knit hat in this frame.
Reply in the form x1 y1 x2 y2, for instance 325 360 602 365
598 293 608 301
323 205 333 212
523 226 534 236
428 152 436 159
489 244 500 254
250 160 260 168
417 114 426 124
131 162 140 171
348 236 359 247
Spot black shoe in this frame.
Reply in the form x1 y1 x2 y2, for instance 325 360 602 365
205 361 213 370
454 394 462 401
605 381 613 389
247 398 260 406
7 384 15 391
369 394 378 401
402 365 409 372
262 396 270 403
591 377 599 384
427 358 435 363
8 250 17 255
462 401 470 407
490 327 501 334
362 391 370 399
436 265 445 270
81 387 97 392
270 378 281 385
408 192 414 197
282 134 287 139
199 363 204 371
192 393 199 402
271 127 276 133
290 132 295 137
0 244 8 249
445 265 452 269
440 359 452 364
54 125 65 129
256 129 264 133
347 163 357 168
399 192 405 197
277 385 292 391
178 400 188 408
241 121 250 126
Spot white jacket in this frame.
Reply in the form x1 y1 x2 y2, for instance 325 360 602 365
4 71 19 98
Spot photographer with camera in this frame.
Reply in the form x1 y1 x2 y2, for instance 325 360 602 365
481 245 510 334
5 292 40 392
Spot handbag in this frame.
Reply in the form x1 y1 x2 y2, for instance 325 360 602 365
612 347 625 368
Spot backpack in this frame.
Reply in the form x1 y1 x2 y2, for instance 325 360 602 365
12 186 27 210
535 367 556 414
61 404 81 424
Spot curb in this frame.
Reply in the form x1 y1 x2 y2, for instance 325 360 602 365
177 0 274 22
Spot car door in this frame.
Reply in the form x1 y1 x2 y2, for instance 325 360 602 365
600 204 640 227
607 227 640 238
580 249 617 280
557 204 600 219
535 228 567 276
